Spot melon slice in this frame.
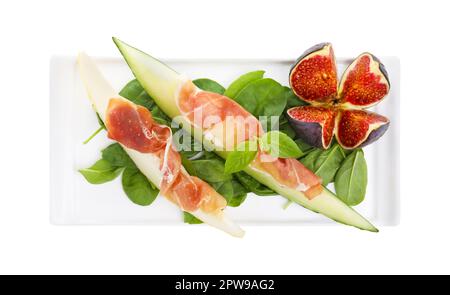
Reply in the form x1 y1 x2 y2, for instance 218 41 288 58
112 38 378 232
78 52 244 237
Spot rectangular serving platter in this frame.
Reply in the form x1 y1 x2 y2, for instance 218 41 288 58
50 56 400 226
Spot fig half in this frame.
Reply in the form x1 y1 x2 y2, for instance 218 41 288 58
289 43 338 105
287 43 391 150
287 106 337 149
336 109 389 149
338 53 390 108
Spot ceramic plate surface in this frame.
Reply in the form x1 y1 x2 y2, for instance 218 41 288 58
50 56 400 226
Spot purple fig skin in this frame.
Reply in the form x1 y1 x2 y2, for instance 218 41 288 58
289 42 331 81
287 115 325 149
358 122 390 148
371 54 390 88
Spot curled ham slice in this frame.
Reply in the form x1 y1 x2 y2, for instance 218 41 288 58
178 82 263 142
177 82 323 199
253 152 322 199
105 98 226 213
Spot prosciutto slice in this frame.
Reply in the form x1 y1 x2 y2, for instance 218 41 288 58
105 98 226 212
177 82 323 199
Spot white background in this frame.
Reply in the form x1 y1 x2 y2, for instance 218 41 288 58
0 0 449 274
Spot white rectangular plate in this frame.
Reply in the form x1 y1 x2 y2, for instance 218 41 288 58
50 56 400 226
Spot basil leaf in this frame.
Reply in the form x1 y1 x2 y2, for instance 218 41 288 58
121 165 158 206
260 131 303 159
183 212 203 224
334 149 367 206
224 70 265 99
224 140 258 175
193 78 225 94
79 159 123 184
101 143 134 167
234 171 275 196
314 144 346 185
234 78 287 117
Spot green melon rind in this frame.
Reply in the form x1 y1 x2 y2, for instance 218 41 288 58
113 37 378 232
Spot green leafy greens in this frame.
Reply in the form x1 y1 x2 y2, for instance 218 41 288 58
224 140 258 175
79 159 123 184
80 143 159 206
122 165 158 206
334 149 368 206
81 69 371 226
224 70 265 99
234 78 287 117
193 78 225 94
260 131 303 159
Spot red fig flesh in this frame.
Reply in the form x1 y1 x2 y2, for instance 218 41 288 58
287 106 337 149
289 43 338 105
287 43 391 149
338 53 390 108
336 109 389 149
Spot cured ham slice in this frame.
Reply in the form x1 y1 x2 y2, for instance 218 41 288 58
106 98 171 153
111 38 379 232
178 81 263 150
105 98 226 213
253 152 322 199
177 82 323 199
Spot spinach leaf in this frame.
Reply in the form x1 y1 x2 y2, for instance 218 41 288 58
234 78 287 117
188 159 232 183
181 147 250 206
300 149 322 171
234 171 275 196
101 143 134 167
212 181 233 200
212 180 248 207
183 212 203 224
122 165 159 206
193 78 225 94
224 70 265 99
278 114 297 139
119 79 154 110
295 139 317 156
224 140 258 174
82 143 160 205
79 159 123 184
314 144 346 185
334 149 367 206
119 79 171 125
260 131 303 159
228 180 248 206
284 87 307 109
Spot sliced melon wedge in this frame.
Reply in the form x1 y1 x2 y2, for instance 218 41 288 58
113 38 379 232
77 52 245 238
